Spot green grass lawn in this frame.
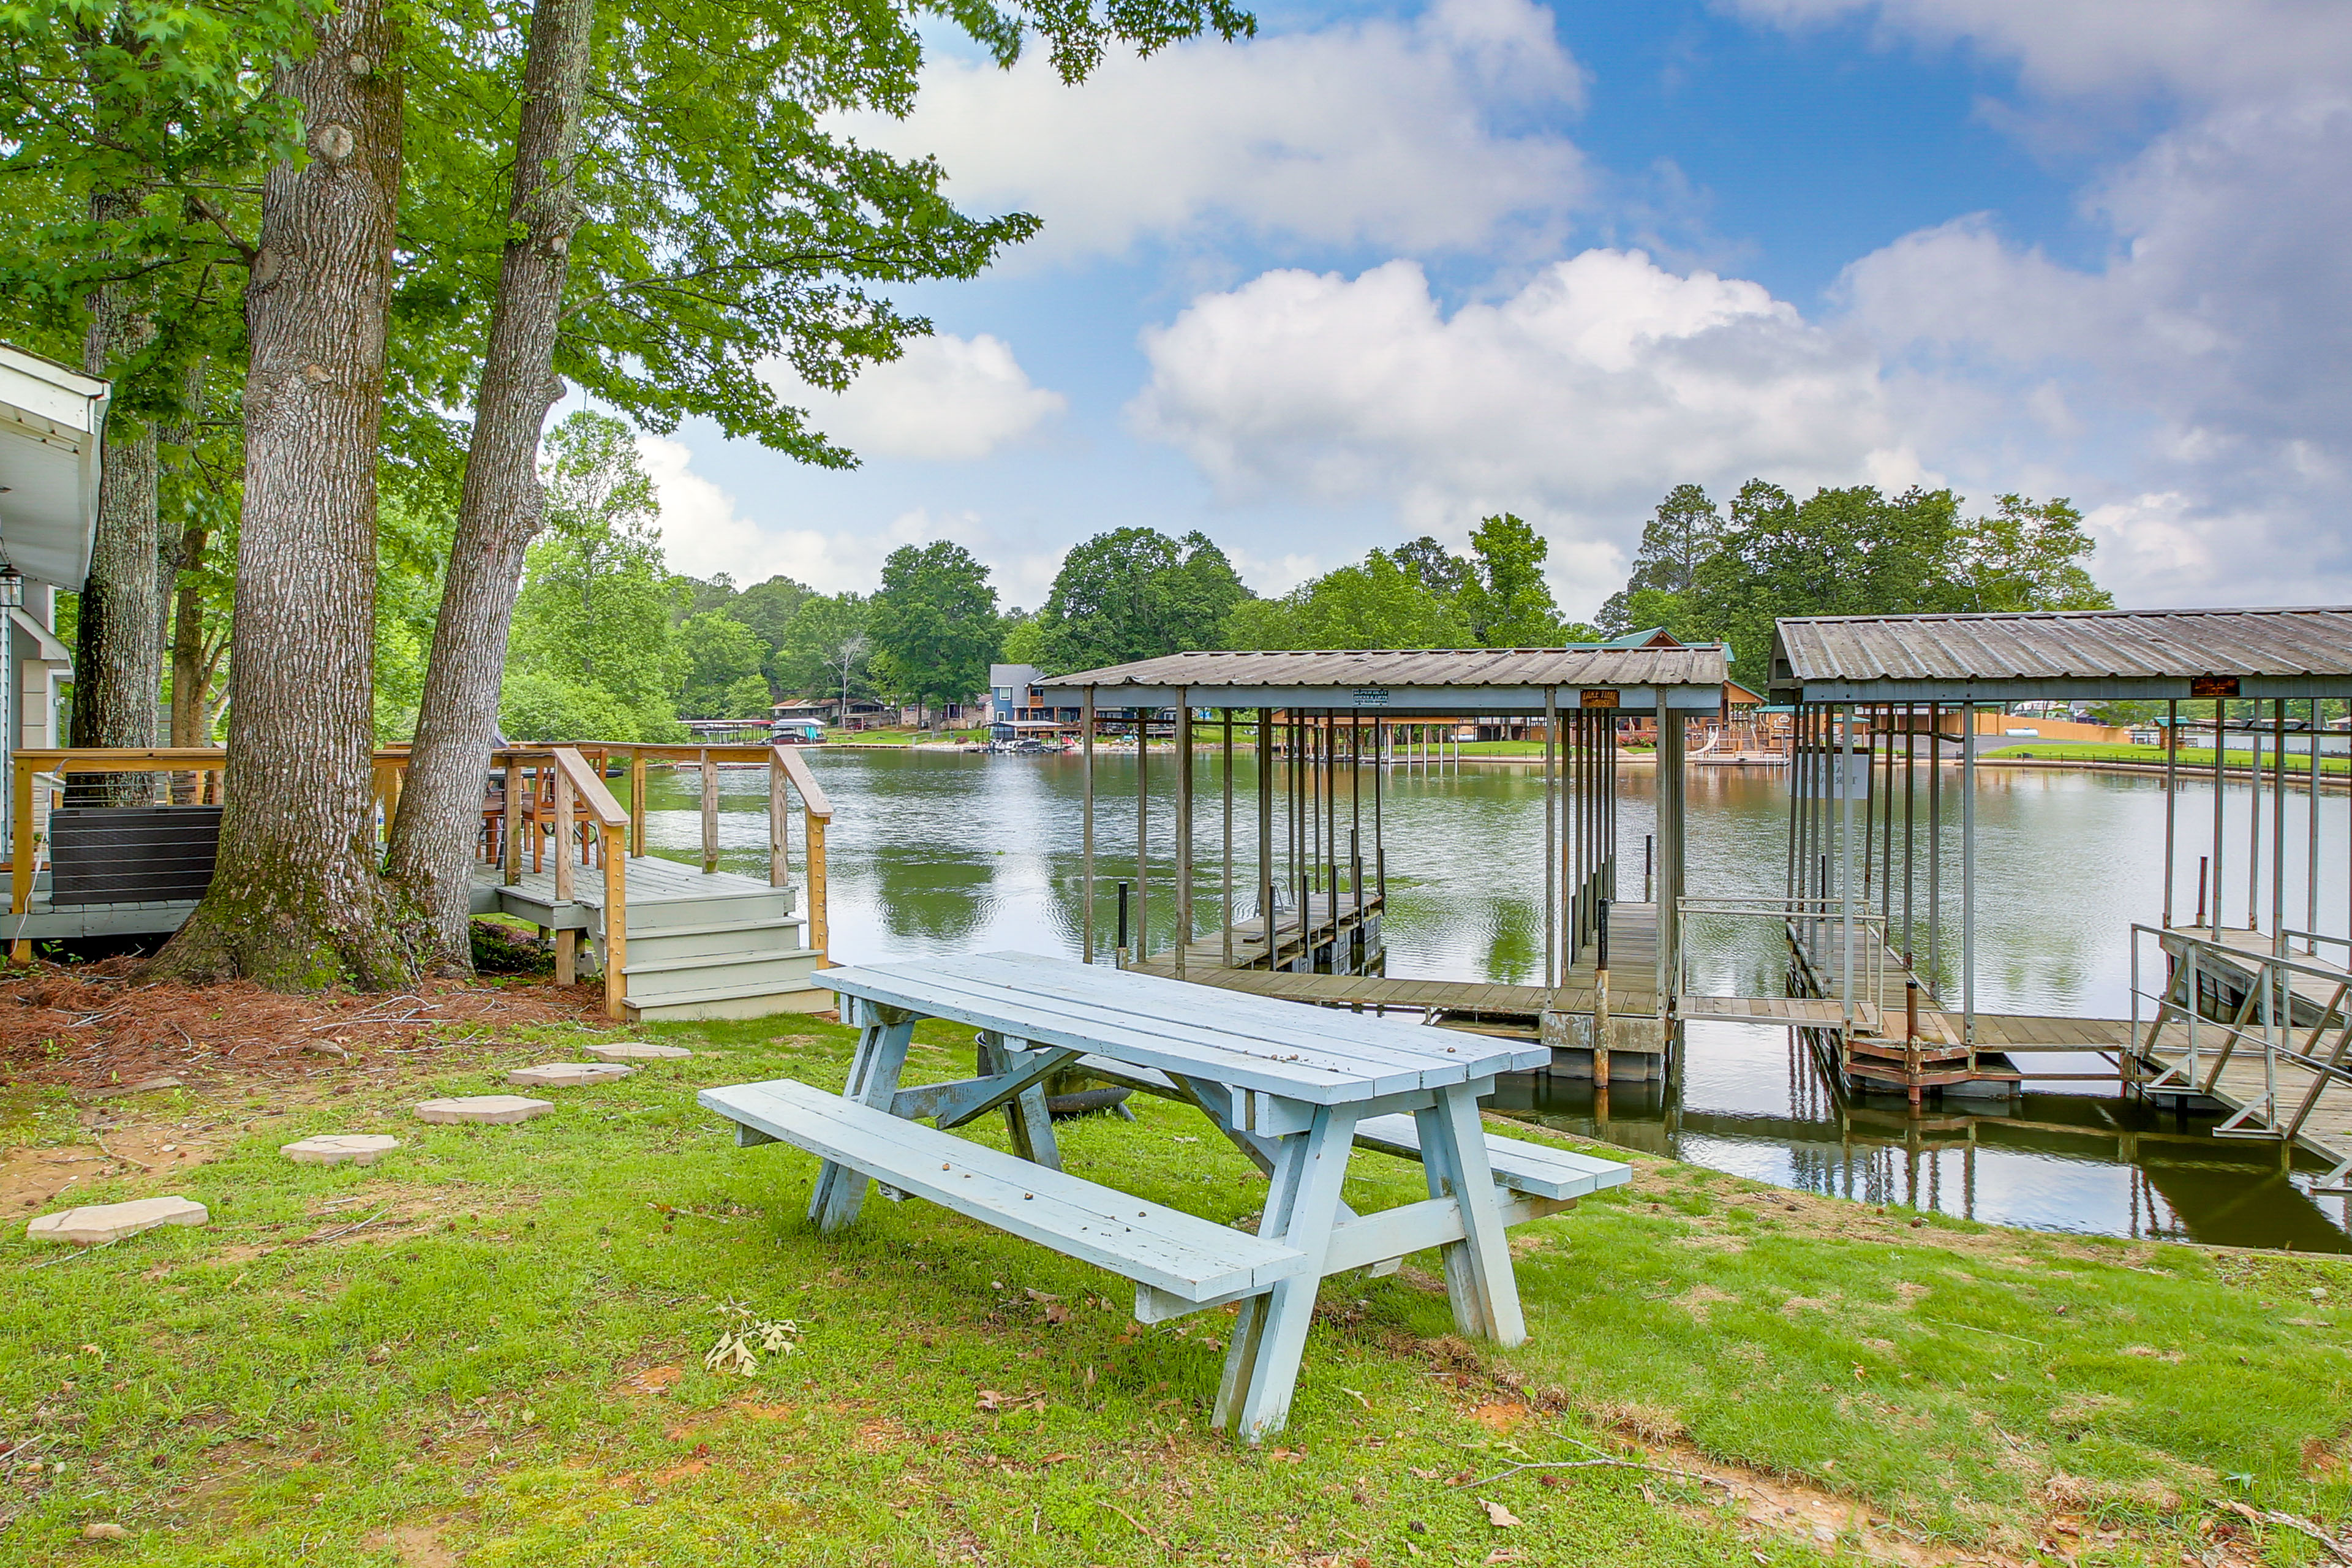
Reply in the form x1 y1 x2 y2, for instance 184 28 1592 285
1450 741 1656 758
1986 742 2351 775
4 1012 2348 1564
827 728 988 746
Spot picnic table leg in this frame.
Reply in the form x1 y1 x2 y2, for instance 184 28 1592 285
1172 1071 1393 1272
980 1031 1062 1172
808 1007 918 1232
1213 1102 1359 1444
1411 1088 1526 1346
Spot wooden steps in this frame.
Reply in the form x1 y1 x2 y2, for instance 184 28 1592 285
472 859 831 1020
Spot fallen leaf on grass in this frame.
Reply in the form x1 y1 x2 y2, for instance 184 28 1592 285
1484 1551 1526 1564
1266 1447 1305 1463
1479 1499 1521 1528
704 1303 802 1376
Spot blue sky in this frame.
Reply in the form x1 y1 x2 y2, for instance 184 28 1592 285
625 0 2352 620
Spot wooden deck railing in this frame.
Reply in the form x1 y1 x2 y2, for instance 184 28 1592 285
548 748 631 1016
771 742 833 965
10 738 835 995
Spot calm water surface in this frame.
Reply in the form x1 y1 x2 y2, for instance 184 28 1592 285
643 748 2352 1253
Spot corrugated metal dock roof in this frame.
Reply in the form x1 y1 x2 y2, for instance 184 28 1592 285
1046 646 1728 690
1036 646 1733 713
1771 607 2352 701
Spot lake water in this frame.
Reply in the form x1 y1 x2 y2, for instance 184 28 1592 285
642 748 2352 1253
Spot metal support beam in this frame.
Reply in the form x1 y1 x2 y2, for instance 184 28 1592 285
1082 687 1096 962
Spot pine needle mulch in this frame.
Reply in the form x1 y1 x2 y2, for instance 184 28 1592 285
0 957 606 1094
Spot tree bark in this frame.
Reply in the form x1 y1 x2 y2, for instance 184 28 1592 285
152 0 413 989
167 524 212 748
71 186 164 807
385 0 597 967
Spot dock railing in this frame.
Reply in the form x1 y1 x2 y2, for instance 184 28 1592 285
1676 895 1917 1034
2130 923 2352 1171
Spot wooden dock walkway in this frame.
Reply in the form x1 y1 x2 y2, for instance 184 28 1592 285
1136 901 1669 1079
1129 891 1382 978
1760 911 2352 1186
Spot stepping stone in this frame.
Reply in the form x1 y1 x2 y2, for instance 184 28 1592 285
581 1041 693 1063
281 1134 401 1167
28 1195 208 1245
508 1062 633 1087
415 1095 553 1125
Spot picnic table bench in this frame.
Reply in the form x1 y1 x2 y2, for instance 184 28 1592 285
699 951 1630 1441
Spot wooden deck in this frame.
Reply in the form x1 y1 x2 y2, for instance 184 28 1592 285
1133 901 1668 1079
467 854 786 929
0 852 793 950
1129 891 1382 978
1137 903 1659 1015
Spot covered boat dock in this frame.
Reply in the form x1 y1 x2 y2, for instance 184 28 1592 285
1038 645 1730 1080
1731 606 2352 1195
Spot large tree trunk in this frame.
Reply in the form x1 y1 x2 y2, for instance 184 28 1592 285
153 0 413 989
167 524 212 748
72 186 163 807
385 0 597 967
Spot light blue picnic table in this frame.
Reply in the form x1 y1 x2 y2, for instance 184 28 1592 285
699 951 1629 1442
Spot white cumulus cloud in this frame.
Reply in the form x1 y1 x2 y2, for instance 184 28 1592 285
1835 92 2352 602
767 333 1066 463
635 434 1067 603
1129 249 1922 607
1724 0 2352 105
844 0 1588 262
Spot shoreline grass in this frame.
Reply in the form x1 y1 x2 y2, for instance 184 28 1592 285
1986 742 2352 775
3 1012 2346 1564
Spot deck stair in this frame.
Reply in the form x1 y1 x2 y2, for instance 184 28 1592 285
472 857 829 1021
615 885 826 1022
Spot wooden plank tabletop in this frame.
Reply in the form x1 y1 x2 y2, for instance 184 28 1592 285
823 952 1548 1104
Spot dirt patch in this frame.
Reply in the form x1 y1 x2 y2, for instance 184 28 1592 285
1469 1402 1532 1433
208 1186 488 1263
2 1144 119 1211
0 960 605 1096
614 1363 685 1400
362 1523 459 1568
6 1116 243 1211
1672 1283 1735 1321
1673 1232 1748 1253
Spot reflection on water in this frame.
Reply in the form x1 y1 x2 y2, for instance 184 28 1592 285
1495 1023 2351 1254
640 749 2352 1253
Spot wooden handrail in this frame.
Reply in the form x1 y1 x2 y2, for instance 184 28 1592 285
14 747 228 770
771 743 832 820
549 747 629 827
549 748 631 1020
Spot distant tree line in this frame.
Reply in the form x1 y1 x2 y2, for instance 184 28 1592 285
590 467 2111 725
1593 481 2111 677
